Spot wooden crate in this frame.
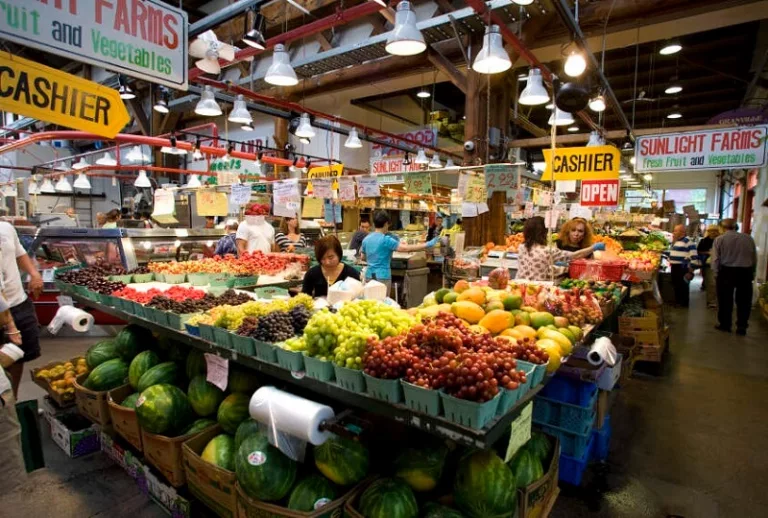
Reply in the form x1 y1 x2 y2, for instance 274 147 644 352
142 424 216 488
73 373 125 427
183 426 236 518
238 479 355 518
107 385 143 452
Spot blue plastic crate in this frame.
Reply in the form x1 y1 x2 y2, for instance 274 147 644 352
533 387 598 434
534 416 594 458
539 375 597 406
591 415 612 462
559 433 595 486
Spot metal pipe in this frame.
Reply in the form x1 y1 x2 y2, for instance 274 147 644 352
189 0 265 38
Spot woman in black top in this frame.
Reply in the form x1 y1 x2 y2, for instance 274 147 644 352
302 236 360 298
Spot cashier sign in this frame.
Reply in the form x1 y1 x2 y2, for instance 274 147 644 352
541 145 621 181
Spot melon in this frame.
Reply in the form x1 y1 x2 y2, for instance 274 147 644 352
507 447 544 488
394 444 448 492
128 350 160 390
422 503 466 518
201 434 235 471
235 419 263 451
83 358 128 392
182 418 217 436
314 436 369 486
188 375 225 417
217 393 251 434
287 474 338 512
135 384 193 436
137 362 179 393
358 478 418 518
85 340 120 370
236 434 296 501
454 450 517 518
526 431 553 463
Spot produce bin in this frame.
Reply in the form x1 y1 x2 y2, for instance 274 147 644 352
558 433 595 486
440 392 501 430
73 374 125 427
254 341 278 363
213 327 234 349
591 415 612 462
233 275 258 287
109 274 133 284
107 385 143 452
186 273 209 286
167 312 199 331
401 381 441 416
363 373 403 403
142 424 216 488
534 416 594 458
532 392 597 434
210 276 235 288
335 365 366 393
182 425 236 518
237 479 358 518
539 375 597 407
303 355 335 382
132 273 154 283
231 334 256 356
49 412 100 459
29 356 85 407
518 360 547 387
164 273 187 284
276 347 304 372
199 323 216 342
185 323 201 337
154 273 166 283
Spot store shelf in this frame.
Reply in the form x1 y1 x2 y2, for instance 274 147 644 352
72 294 545 449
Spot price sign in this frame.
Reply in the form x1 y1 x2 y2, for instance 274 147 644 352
514 188 526 205
464 174 487 203
477 202 489 215
524 201 534 218
538 191 554 207
273 179 300 217
504 402 533 462
461 202 478 218
545 210 561 229
196 190 229 216
357 176 380 198
484 164 517 197
229 184 251 206
205 354 229 391
338 178 356 201
457 172 470 197
311 178 333 199
42 269 55 282
153 188 175 217
404 172 432 195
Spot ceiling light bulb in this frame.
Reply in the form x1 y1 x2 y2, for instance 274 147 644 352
242 12 266 50
193 148 203 160
567 126 579 132
587 131 604 147
630 156 636 165
428 153 443 168
519 68 549 106
344 128 363 148
40 178 56 193
72 158 89 170
643 173 653 181
96 152 117 166
660 41 682 55
295 113 315 138
195 85 222 116
588 94 606 112
265 44 299 86
512 0 534 4
228 94 252 124
414 149 429 164
153 97 169 114
564 50 587 77
667 112 682 119
472 25 512 74
299 136 311 145
55 176 72 192
73 173 91 190
445 158 460 170
186 174 202 188
242 123 254 131
416 89 430 98
665 85 682 94
134 170 151 188
385 1 426 56
548 108 575 126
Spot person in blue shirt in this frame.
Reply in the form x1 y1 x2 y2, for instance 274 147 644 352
214 220 239 257
360 211 440 297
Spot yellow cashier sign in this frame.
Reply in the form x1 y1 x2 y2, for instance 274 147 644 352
541 145 620 181
0 52 130 138
307 163 343 189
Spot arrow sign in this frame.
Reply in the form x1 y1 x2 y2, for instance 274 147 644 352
0 52 130 138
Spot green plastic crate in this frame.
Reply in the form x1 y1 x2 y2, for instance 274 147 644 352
166 312 199 330
255 341 278 363
231 334 256 356
187 273 209 286
334 365 366 392
363 374 403 403
401 381 442 416
233 275 258 287
213 326 233 349
199 323 216 342
440 392 501 430
276 347 304 372
132 273 154 283
109 274 133 284
303 355 335 382
164 273 186 284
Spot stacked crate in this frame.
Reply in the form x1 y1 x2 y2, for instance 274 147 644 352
618 310 668 362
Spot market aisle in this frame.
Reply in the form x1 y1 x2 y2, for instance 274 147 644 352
553 281 768 517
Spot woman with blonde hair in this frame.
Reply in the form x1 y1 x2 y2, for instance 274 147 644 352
698 224 721 308
558 217 594 252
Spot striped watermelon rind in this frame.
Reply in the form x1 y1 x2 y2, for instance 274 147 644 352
135 383 193 436
182 418 217 436
121 392 141 409
234 419 263 451
201 434 235 471
287 474 338 512
314 436 369 486
137 361 179 393
235 434 297 502
454 450 517 518
85 340 120 370
83 358 128 391
358 478 418 518
128 350 160 390
187 375 225 417
217 393 251 434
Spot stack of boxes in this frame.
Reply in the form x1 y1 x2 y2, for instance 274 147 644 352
618 301 668 363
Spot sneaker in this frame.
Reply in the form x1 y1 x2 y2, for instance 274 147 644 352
736 329 747 336
714 325 731 333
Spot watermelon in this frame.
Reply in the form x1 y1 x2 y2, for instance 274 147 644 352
357 478 418 518
137 362 180 393
422 503 466 518
217 393 251 434
85 339 120 369
526 431 552 463
454 450 517 518
201 434 235 471
508 447 544 488
83 358 128 391
287 474 338 512
236 434 297 501
394 444 448 492
121 392 141 409
135 384 193 435
228 366 258 393
115 325 154 361
128 350 160 390
186 349 207 379
235 419 263 451
182 418 217 436
314 436 369 486
188 375 225 417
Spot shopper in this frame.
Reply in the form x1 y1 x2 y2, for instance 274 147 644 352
516 217 603 281
214 220 239 257
275 217 306 252
697 224 721 308
349 219 371 255
95 212 106 228
102 209 121 228
360 211 439 296
427 216 444 241
0 327 26 492
302 236 361 298
236 207 275 255
0 221 43 396
666 224 701 308
712 219 757 335
205 216 216 229
557 217 594 252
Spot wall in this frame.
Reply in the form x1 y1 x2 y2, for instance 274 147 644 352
646 170 720 214
751 165 767 282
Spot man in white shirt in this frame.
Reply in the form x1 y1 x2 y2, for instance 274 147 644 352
0 290 27 491
236 216 275 255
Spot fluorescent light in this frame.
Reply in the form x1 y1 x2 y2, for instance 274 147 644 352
414 149 429 164
295 113 315 138
416 89 430 98
660 41 682 55
667 112 682 119
428 153 443 168
385 1 426 56
134 170 151 188
265 44 299 86
96 152 117 166
665 85 682 94
195 85 222 116
344 128 363 148
567 126 579 132
472 25 511 74
588 94 606 112
55 176 72 192
228 94 252 124
519 68 549 106
40 178 56 193
73 173 91 190
564 50 586 77
548 108 575 126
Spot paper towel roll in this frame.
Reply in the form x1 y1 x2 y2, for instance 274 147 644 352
48 305 95 334
587 337 618 366
249 386 334 445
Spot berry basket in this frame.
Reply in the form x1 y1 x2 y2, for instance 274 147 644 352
109 274 133 284
132 272 154 283
254 341 278 363
198 323 216 343
335 365 366 392
401 381 441 416
212 326 233 349
233 275 258 287
517 359 547 387
303 355 335 382
569 259 626 282
209 275 235 288
276 346 305 372
440 391 501 430
231 334 256 356
186 273 209 286
363 373 403 403
164 273 187 284
167 312 199 331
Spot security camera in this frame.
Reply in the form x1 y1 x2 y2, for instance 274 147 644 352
464 140 475 152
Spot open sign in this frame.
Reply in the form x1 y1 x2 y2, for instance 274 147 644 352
580 180 619 207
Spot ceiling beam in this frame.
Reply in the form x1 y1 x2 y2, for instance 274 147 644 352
379 7 396 24
126 97 151 136
427 48 467 94
315 32 334 51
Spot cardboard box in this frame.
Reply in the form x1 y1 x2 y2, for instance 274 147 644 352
142 424 217 488
144 464 192 518
73 373 124 426
596 353 623 391
49 412 100 458
619 311 659 333
100 430 144 477
183 425 236 518
516 435 561 518
107 386 143 452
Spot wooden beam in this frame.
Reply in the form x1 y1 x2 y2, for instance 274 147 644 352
126 97 151 136
261 0 339 27
315 32 334 51
427 49 467 94
435 0 455 14
510 124 732 148
158 112 182 136
379 7 396 24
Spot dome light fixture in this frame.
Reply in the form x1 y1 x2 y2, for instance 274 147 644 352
242 10 266 50
195 85 222 116
186 174 202 188
153 87 170 114
192 138 203 160
445 158 460 170
512 0 534 4
416 89 430 98
118 75 135 100
567 125 580 132
472 25 512 74
73 173 91 190
548 108 575 126
28 180 40 195
588 94 606 112
295 113 315 139
519 68 549 106
96 152 117 166
265 44 299 86
161 135 187 155
55 176 73 193
665 85 683 95
72 157 89 170
40 178 56 193
564 50 587 77
414 149 429 164
660 40 682 55
428 153 443 168
134 170 151 188
242 122 254 131
228 94 252 124
344 128 363 148
385 1 426 56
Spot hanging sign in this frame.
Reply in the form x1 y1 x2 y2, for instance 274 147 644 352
323 199 342 223
0 0 188 90
152 188 175 216
370 156 423 184
337 177 355 201
635 125 768 172
273 179 300 217
302 197 323 218
541 145 621 181
307 164 343 179
404 172 432 195
310 178 333 199
196 190 229 216
464 174 487 203
0 52 130 138
229 184 251 206
357 176 380 198
484 164 518 197
371 128 437 157
580 180 620 207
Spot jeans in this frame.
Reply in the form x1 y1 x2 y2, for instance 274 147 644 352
0 389 26 492
670 264 690 307
716 266 753 331
703 266 717 307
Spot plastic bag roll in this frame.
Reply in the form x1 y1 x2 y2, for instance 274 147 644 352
588 337 618 366
47 305 94 334
249 386 334 446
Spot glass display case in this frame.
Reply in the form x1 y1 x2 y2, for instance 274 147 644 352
123 228 226 266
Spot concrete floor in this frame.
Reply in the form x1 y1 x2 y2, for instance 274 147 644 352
1 280 766 517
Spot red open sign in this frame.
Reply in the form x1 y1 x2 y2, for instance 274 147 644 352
581 180 619 207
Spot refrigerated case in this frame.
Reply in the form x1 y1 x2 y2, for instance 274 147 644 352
123 228 226 266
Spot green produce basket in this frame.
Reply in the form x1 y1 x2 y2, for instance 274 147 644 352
276 346 304 372
334 365 365 392
440 392 501 430
231 334 256 356
255 341 278 363
156 310 173 327
102 294 118 307
496 363 536 416
153 273 165 282
83 289 100 302
199 323 216 342
186 273 209 286
206 286 230 297
209 277 235 288
517 360 547 387
164 273 186 284
109 274 133 284
130 301 145 318
72 285 88 297
54 280 67 292
213 326 233 349
401 381 442 416
96 292 112 305
363 373 403 403
233 275 258 287
303 355 335 382
131 273 154 283
253 286 289 299
166 312 199 331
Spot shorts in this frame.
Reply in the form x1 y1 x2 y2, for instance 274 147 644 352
10 297 41 362
0 389 26 492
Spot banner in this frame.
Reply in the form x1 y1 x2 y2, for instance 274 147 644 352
580 180 620 207
0 0 188 90
0 52 130 138
635 126 768 171
541 145 621 181
371 128 437 157
369 156 423 184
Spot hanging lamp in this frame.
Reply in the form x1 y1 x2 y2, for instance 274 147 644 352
55 176 73 192
73 173 91 190
228 95 252 124
265 44 299 86
414 149 429 164
472 25 512 74
96 152 117 166
295 113 315 138
428 153 443 168
135 170 151 188
186 175 202 188
548 108 575 126
519 69 549 105
195 86 223 116
40 178 56 193
344 128 363 148
385 1 426 56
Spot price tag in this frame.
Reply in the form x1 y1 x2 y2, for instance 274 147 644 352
337 177 356 201
153 188 176 217
57 295 73 306
538 191 553 207
544 210 561 229
477 202 489 215
273 179 301 217
42 268 55 282
204 353 229 391
404 172 432 195
457 172 470 197
311 178 333 199
357 176 380 198
465 174 487 203
484 164 516 197
514 188 525 205
229 184 252 206
461 202 478 218
504 402 533 462
524 201 534 218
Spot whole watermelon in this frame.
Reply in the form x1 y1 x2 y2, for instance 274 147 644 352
228 366 258 393
186 349 207 379
217 393 251 434
121 392 141 409
83 358 128 391
508 447 544 488
188 375 225 417
394 444 448 492
288 474 338 512
182 418 217 436
136 384 193 436
235 419 263 451
357 478 418 518
236 434 297 501
201 434 235 471
314 436 369 486
128 350 160 390
137 362 180 393
422 503 466 518
115 325 154 361
454 450 517 518
85 339 120 369
526 431 552 463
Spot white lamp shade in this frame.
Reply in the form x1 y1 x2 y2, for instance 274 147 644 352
73 173 91 189
228 95 252 124
588 95 606 112
445 158 459 169
512 0 534 4
415 149 429 164
126 146 149 163
295 113 315 138
564 51 587 77
472 25 511 74
134 170 151 188
519 69 549 105
72 158 89 170
186 174 202 188
265 44 299 86
428 153 443 168
40 178 56 193
586 131 605 147
55 176 73 192
96 152 117 166
1 184 17 197
28 180 39 195
385 1 426 56
192 149 203 160
665 85 682 94
344 128 363 148
548 108 575 126
195 86 222 116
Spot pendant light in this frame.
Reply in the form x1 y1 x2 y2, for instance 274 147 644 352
564 50 586 77
28 180 40 195
192 138 203 160
242 9 266 50
519 68 549 105
428 153 443 168
96 152 117 166
153 88 169 114
588 94 606 112
472 25 511 74
445 158 460 170
567 126 579 132
659 40 682 55
344 128 363 148
265 44 298 86
586 131 604 147
55 176 73 193
242 122 254 131
416 89 430 98
665 84 682 94
548 108 575 126
135 170 151 188
667 111 682 119
385 1 426 56
414 149 429 164
73 173 91 190
512 0 533 4
161 135 187 155
126 145 149 162
195 85 222 116
72 157 89 170
295 113 315 138
118 75 135 100
186 174 202 188
228 94 252 124
40 178 56 193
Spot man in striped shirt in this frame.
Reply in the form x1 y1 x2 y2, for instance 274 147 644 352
665 224 701 307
